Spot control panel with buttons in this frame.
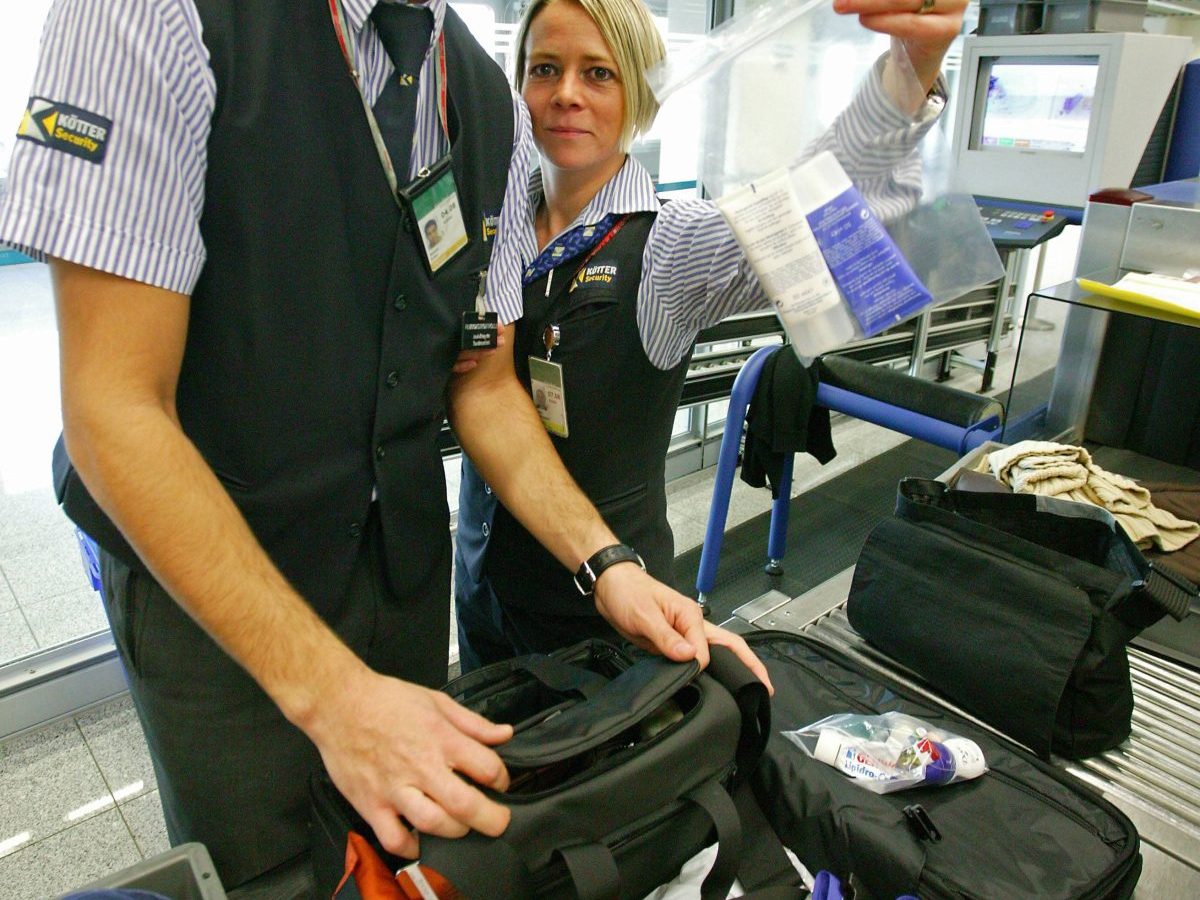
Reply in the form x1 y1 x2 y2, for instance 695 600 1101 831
976 202 1070 250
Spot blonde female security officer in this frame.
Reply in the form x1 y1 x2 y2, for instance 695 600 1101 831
455 0 966 669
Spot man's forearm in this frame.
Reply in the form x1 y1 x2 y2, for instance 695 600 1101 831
65 402 364 729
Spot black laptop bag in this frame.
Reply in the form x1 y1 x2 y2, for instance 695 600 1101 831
745 630 1142 900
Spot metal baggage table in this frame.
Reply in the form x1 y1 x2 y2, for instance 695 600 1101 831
724 569 1200 898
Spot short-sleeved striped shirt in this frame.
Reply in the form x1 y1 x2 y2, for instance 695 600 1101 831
0 0 532 323
517 55 947 370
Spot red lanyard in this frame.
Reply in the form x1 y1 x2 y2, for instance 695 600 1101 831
327 0 450 196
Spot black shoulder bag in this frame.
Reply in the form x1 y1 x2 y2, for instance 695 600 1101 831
848 477 1196 759
310 639 799 899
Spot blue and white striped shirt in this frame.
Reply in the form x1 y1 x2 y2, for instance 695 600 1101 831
519 55 947 370
0 0 532 323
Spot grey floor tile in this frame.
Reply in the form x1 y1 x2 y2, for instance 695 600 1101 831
0 490 74 562
667 507 708 557
0 720 114 855
723 478 777 531
0 609 38 663
0 809 141 900
2 528 93 607
77 696 157 803
23 586 109 649
665 479 717 524
0 574 15 614
119 790 170 859
0 305 63 501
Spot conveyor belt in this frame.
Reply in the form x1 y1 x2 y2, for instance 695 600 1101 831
733 585 1200 895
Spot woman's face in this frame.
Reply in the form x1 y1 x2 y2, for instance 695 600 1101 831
521 1 626 181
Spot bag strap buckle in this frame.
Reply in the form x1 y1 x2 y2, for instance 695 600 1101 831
902 804 942 843
1144 562 1199 622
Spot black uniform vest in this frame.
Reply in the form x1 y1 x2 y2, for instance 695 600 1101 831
55 2 514 612
467 211 694 615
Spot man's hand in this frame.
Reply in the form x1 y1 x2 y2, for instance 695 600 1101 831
834 0 967 95
592 563 774 694
306 667 514 859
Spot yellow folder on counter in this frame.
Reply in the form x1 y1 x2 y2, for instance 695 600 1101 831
1075 272 1200 322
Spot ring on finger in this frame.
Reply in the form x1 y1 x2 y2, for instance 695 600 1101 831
917 0 935 12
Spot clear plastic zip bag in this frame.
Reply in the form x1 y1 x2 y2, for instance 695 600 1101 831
648 0 1004 357
784 711 988 795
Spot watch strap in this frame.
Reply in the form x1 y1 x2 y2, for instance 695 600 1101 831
574 543 645 596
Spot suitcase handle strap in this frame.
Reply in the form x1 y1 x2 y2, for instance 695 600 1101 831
706 646 772 777
415 781 742 899
552 781 742 900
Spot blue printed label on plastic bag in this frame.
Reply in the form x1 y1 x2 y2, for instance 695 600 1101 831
806 186 931 336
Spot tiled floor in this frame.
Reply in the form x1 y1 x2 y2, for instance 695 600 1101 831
0 252 1071 897
0 264 104 668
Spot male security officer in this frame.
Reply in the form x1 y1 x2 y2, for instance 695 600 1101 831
1 0 768 893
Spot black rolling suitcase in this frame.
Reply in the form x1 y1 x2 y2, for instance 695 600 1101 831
744 630 1142 900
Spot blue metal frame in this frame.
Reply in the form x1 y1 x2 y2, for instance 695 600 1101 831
694 347 1004 603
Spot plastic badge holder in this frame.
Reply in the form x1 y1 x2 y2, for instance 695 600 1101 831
648 0 1004 358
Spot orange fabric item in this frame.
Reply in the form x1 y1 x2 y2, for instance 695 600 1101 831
336 831 461 900
337 831 405 899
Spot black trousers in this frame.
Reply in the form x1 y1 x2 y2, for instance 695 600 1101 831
99 506 450 891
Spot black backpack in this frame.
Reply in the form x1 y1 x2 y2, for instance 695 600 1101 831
310 639 799 899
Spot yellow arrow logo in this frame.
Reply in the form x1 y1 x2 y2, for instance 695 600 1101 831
41 110 59 135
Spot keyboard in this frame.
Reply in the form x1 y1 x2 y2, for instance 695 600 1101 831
977 203 1070 250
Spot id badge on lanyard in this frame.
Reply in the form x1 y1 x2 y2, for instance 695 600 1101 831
397 155 469 275
328 0 467 275
525 216 630 439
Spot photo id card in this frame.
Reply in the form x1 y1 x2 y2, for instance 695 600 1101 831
528 356 568 438
399 156 468 274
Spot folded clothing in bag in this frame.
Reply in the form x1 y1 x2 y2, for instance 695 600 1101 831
310 640 790 900
746 630 1143 900
847 477 1194 759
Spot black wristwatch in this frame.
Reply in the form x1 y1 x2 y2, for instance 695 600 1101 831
574 543 645 596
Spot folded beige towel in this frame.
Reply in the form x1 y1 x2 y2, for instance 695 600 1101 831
974 441 1200 552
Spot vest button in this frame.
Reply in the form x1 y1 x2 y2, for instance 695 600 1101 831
375 445 386 460
386 370 400 388
393 293 407 310
484 484 492 495
349 522 362 539
481 521 490 538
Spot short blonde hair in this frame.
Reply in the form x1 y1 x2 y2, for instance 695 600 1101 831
513 0 666 152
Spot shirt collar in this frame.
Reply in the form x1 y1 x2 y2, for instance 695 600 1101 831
342 0 447 44
528 156 660 240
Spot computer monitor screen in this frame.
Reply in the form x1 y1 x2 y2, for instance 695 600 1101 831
972 56 1100 155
